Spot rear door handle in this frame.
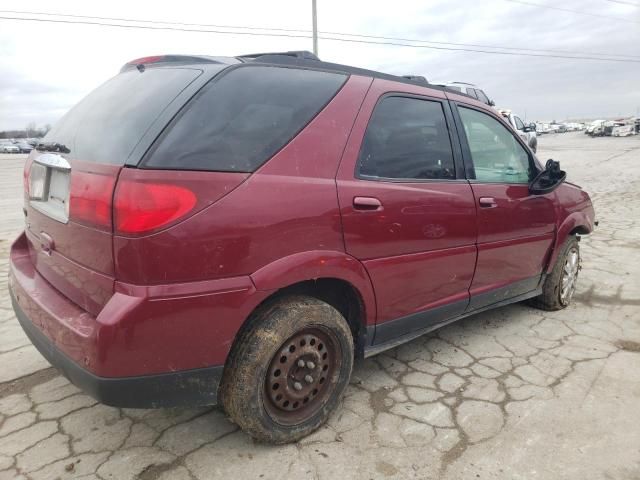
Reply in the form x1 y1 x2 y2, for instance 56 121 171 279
353 196 383 211
479 197 497 208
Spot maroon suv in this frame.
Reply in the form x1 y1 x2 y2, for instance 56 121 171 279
9 51 595 443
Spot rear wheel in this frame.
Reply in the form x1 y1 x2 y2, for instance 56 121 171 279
530 236 580 310
220 295 353 443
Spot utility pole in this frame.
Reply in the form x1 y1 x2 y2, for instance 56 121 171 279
312 0 318 57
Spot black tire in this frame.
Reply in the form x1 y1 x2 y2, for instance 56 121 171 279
220 295 354 444
529 236 580 311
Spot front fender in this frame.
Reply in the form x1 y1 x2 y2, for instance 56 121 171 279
547 211 595 273
250 250 377 326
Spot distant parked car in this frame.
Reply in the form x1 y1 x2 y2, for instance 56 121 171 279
15 142 34 153
612 125 636 137
549 123 567 133
498 109 537 152
0 141 20 153
435 81 495 107
586 120 605 136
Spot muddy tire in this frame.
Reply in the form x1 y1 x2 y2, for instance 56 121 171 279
220 295 354 443
530 236 580 311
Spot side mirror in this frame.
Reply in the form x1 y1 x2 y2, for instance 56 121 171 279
529 123 536 131
529 159 566 195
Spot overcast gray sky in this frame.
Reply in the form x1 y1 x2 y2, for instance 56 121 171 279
0 0 638 131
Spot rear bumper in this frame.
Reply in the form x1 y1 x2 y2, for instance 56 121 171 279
11 291 222 408
9 231 271 407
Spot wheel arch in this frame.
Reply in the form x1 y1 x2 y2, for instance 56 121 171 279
546 213 593 273
225 251 377 360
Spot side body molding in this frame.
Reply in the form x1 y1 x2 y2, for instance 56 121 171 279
250 250 377 326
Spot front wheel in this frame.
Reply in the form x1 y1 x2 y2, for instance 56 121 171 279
220 295 354 443
530 236 580 310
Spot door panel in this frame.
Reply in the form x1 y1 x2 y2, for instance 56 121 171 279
469 183 555 308
454 104 557 310
336 80 478 328
338 179 477 322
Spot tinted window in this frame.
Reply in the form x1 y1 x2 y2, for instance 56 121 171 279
459 107 532 184
466 88 479 99
357 97 455 180
514 116 525 130
144 66 346 172
474 89 490 104
44 68 204 164
447 85 462 92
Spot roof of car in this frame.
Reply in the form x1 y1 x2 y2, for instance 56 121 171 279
120 51 477 100
242 52 442 90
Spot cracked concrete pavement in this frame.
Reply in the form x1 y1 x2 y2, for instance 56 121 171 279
0 132 639 480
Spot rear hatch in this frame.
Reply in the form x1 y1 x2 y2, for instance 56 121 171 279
23 66 207 315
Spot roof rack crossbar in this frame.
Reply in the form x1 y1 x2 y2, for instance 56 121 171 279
402 75 428 85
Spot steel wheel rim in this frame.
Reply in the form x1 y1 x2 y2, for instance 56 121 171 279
263 326 342 426
560 247 580 304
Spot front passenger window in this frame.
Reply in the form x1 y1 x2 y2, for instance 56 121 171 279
459 107 532 184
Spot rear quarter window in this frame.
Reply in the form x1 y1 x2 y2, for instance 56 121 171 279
143 65 347 172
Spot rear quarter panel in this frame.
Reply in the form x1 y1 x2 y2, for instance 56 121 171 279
113 75 374 285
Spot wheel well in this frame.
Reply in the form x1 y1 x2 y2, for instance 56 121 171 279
569 225 590 236
236 278 367 360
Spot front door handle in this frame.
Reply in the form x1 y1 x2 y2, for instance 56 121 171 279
479 197 497 208
353 196 383 211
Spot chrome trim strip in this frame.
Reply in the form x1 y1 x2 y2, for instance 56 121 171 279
35 153 71 171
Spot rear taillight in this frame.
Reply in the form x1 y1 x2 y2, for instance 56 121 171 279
114 180 196 235
23 161 31 198
69 171 116 230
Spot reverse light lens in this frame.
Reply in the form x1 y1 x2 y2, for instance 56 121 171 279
29 163 47 200
114 180 196 235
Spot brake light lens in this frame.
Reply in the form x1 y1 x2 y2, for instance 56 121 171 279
127 55 165 65
23 158 32 197
69 171 116 230
114 180 196 235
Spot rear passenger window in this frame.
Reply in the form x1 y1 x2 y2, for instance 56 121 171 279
144 66 346 172
357 97 455 180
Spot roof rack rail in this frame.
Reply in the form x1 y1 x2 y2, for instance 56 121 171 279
402 75 428 85
238 50 320 61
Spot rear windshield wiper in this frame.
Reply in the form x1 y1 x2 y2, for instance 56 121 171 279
36 142 70 154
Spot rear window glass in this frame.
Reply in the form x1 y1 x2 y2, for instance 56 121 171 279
44 67 204 165
143 65 347 172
